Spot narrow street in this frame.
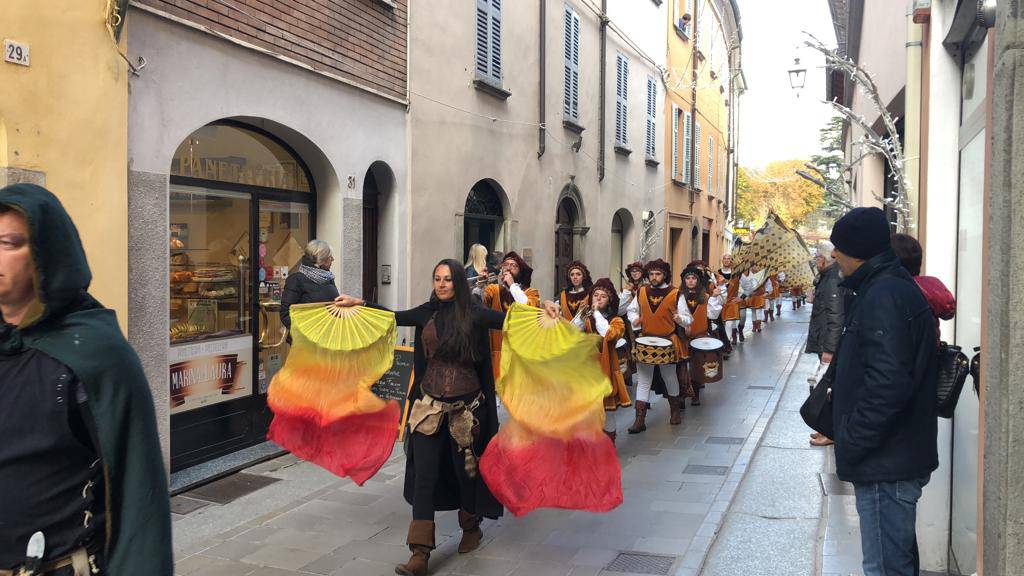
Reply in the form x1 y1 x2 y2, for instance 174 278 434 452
172 305 822 576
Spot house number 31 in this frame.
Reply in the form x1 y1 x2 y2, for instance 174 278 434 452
4 40 30 67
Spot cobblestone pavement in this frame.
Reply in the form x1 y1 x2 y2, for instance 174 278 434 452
172 306 813 576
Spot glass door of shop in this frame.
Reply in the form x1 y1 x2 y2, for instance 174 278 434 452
252 199 311 438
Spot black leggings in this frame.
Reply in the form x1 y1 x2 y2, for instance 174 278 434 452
411 412 481 521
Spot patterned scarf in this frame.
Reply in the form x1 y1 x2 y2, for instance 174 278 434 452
298 263 335 285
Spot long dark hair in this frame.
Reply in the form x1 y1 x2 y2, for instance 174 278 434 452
430 259 477 363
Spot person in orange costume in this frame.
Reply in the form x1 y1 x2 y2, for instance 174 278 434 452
559 261 593 321
477 251 541 381
625 259 693 433
572 278 632 443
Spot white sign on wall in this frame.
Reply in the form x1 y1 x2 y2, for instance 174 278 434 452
4 40 30 67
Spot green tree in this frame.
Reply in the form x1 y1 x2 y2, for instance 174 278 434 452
736 160 826 230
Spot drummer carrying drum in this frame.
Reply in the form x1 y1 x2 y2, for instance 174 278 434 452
625 259 693 433
679 265 724 406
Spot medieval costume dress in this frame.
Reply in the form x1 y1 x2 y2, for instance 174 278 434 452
572 279 632 443
679 266 723 407
626 259 692 432
739 269 766 333
559 261 593 321
0 184 172 575
481 251 541 381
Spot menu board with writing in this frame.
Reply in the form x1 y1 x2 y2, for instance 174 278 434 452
371 346 415 439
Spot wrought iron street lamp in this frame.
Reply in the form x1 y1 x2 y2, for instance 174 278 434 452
788 57 807 90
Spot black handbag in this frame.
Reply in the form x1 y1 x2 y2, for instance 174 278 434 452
800 357 837 438
936 342 970 418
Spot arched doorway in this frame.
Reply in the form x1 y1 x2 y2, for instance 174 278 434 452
610 209 634 289
464 179 505 260
362 161 395 303
168 120 315 471
555 196 579 293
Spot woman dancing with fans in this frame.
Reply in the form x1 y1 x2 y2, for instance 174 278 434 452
334 260 556 576
572 278 632 443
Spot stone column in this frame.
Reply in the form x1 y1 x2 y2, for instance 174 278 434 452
985 5 1024 574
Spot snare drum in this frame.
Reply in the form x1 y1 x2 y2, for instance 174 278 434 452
632 336 677 365
688 337 724 384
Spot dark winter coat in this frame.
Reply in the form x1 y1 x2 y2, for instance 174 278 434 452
280 257 340 339
379 300 506 519
831 249 939 484
806 263 846 355
0 184 173 574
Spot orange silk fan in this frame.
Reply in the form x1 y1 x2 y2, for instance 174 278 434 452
267 303 400 485
479 303 623 516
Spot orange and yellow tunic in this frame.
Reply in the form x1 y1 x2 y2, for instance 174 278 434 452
582 314 632 411
723 276 742 321
484 283 541 380
748 282 767 310
560 289 590 321
637 285 685 360
768 274 782 300
681 294 710 360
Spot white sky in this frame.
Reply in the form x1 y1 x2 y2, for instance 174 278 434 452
736 0 838 169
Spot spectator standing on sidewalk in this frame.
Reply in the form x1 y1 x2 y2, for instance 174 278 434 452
829 208 939 576
805 240 846 447
891 233 956 337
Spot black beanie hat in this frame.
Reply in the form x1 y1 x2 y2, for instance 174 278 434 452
830 207 891 260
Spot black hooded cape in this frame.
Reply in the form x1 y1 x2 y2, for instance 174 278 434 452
0 184 173 574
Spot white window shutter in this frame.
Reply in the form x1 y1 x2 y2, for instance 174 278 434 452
694 121 701 188
475 0 490 78
671 104 679 179
708 136 714 193
683 111 692 183
646 77 657 158
615 54 628 145
489 0 502 80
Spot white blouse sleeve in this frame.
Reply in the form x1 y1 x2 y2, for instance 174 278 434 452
675 298 693 327
509 283 529 305
593 311 611 337
618 289 634 317
627 295 641 330
707 294 724 320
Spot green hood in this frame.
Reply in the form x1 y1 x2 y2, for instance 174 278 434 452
0 183 95 328
0 184 173 575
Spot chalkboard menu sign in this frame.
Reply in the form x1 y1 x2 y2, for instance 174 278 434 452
371 346 415 438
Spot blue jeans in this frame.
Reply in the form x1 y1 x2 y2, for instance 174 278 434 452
853 475 930 576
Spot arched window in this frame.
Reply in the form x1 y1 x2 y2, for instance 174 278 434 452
171 123 311 192
463 180 506 260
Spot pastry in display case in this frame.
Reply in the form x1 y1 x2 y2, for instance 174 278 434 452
170 260 247 343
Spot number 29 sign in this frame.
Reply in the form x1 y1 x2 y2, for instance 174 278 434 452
4 40 30 67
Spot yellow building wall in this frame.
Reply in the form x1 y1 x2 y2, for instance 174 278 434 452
0 1 129 329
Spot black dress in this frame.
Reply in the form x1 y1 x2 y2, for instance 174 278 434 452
375 299 506 519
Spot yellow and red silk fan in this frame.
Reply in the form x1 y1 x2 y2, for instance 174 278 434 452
479 303 623 516
267 303 399 485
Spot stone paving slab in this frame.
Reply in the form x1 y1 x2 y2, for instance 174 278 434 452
172 310 813 576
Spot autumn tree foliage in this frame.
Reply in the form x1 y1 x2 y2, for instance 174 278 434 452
736 160 826 229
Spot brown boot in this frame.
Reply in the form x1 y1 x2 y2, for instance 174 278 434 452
668 395 682 425
776 303 782 316
738 327 745 342
627 401 648 434
396 520 434 576
731 328 738 345
457 510 483 554
604 429 617 444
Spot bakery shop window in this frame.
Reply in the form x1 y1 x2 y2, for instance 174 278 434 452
171 123 311 193
170 186 251 343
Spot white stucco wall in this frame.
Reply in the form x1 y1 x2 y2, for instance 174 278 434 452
408 0 665 301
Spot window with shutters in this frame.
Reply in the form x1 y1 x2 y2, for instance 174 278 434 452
563 6 581 122
671 104 680 179
646 77 657 160
475 0 503 86
615 53 629 147
694 121 701 189
683 111 693 183
708 136 714 193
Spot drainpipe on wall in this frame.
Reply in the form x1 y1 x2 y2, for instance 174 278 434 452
539 0 547 158
904 1 924 237
598 0 608 181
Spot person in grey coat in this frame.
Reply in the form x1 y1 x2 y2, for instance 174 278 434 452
806 240 846 446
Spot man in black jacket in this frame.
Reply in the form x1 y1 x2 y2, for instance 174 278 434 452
829 207 938 576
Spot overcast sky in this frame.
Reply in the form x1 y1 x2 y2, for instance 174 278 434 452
736 0 838 170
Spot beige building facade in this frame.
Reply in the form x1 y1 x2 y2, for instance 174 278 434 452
407 0 667 300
